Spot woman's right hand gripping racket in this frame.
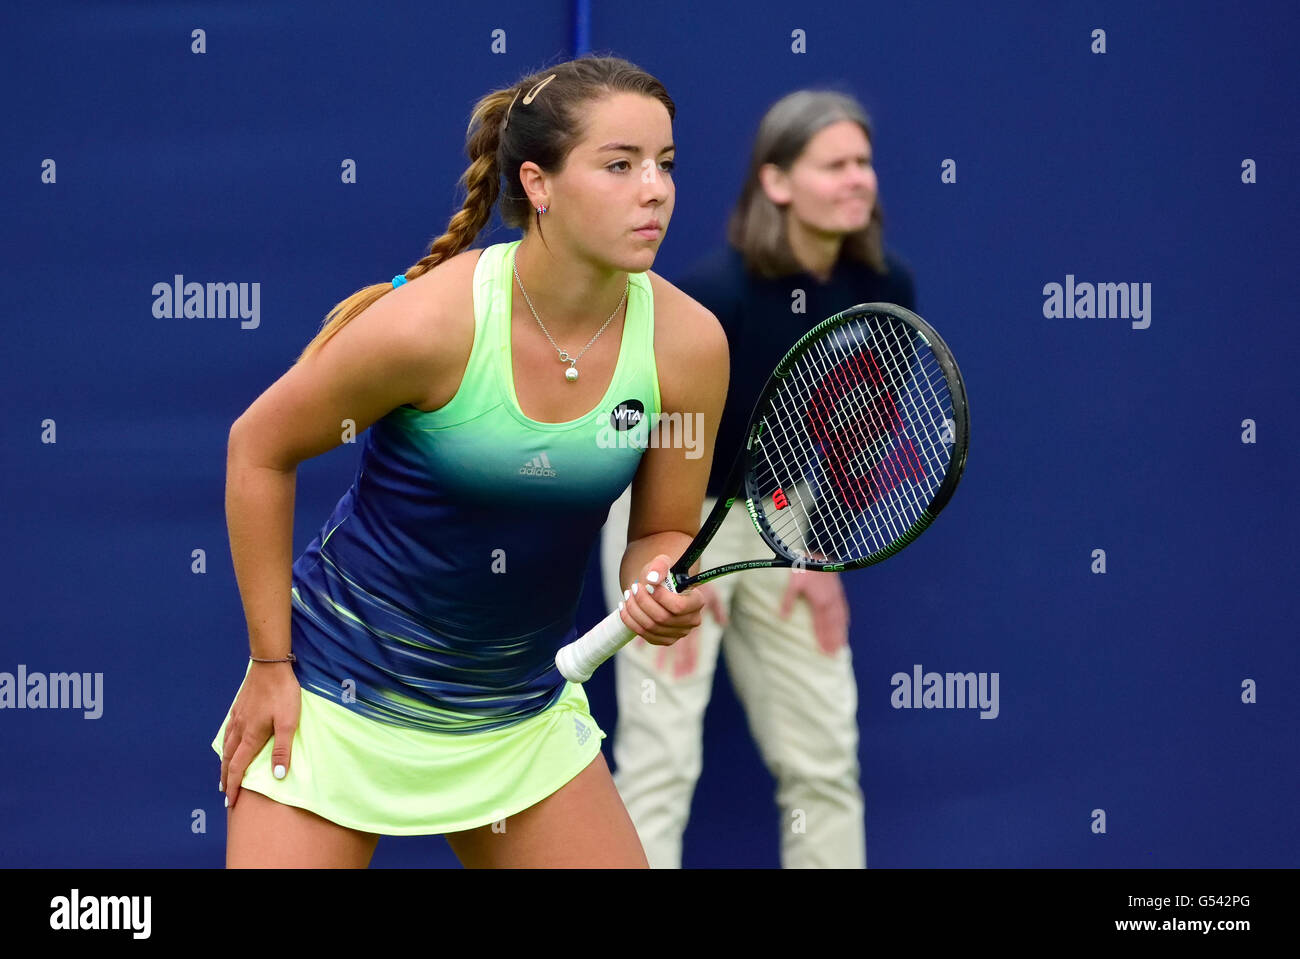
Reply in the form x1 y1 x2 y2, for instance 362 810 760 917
556 302 970 683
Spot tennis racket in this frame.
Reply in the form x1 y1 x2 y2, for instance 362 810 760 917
556 302 969 683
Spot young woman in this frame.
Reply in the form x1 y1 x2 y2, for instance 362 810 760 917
600 89 917 868
212 55 727 868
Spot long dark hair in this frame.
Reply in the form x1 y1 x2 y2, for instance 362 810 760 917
297 55 675 363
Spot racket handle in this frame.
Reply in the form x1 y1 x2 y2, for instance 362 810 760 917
555 609 637 683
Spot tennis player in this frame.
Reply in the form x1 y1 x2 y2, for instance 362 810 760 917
600 90 917 868
211 55 727 868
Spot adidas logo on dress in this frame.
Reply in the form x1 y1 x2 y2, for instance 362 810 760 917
573 718 590 745
519 451 557 477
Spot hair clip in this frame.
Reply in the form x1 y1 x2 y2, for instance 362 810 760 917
522 74 557 105
502 89 521 130
503 73 557 131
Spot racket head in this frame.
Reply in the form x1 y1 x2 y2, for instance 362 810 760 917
739 302 969 571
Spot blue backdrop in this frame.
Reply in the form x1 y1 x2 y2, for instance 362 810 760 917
2 0 1296 868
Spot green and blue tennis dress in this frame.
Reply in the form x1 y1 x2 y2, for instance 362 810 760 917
210 239 661 835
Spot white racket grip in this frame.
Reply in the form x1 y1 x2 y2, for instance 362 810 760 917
555 608 637 683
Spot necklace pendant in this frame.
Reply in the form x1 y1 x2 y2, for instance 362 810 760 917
565 365 579 382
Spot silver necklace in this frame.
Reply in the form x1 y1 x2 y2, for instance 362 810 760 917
514 262 628 382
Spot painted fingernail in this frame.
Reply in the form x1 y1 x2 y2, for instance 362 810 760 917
619 601 625 612
646 585 655 594
274 764 286 780
224 796 229 808
623 589 630 601
646 570 660 583
218 781 224 792
632 582 639 595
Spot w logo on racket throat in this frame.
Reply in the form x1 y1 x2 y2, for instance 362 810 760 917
772 488 789 510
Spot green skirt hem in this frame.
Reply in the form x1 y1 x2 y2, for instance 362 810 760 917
210 661 607 836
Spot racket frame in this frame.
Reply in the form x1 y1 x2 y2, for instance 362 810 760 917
668 301 969 590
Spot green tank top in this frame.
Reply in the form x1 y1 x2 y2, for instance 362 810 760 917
287 238 663 732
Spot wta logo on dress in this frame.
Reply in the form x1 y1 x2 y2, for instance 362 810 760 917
595 400 704 460
609 399 645 431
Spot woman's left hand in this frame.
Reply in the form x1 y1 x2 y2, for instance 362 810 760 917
779 570 850 655
617 554 705 646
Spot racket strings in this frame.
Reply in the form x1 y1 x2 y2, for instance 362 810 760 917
778 343 909 550
808 321 953 552
759 359 866 557
881 320 952 470
813 330 926 514
766 326 912 554
787 329 924 552
759 364 889 559
749 313 957 563
806 322 952 552
768 368 929 557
